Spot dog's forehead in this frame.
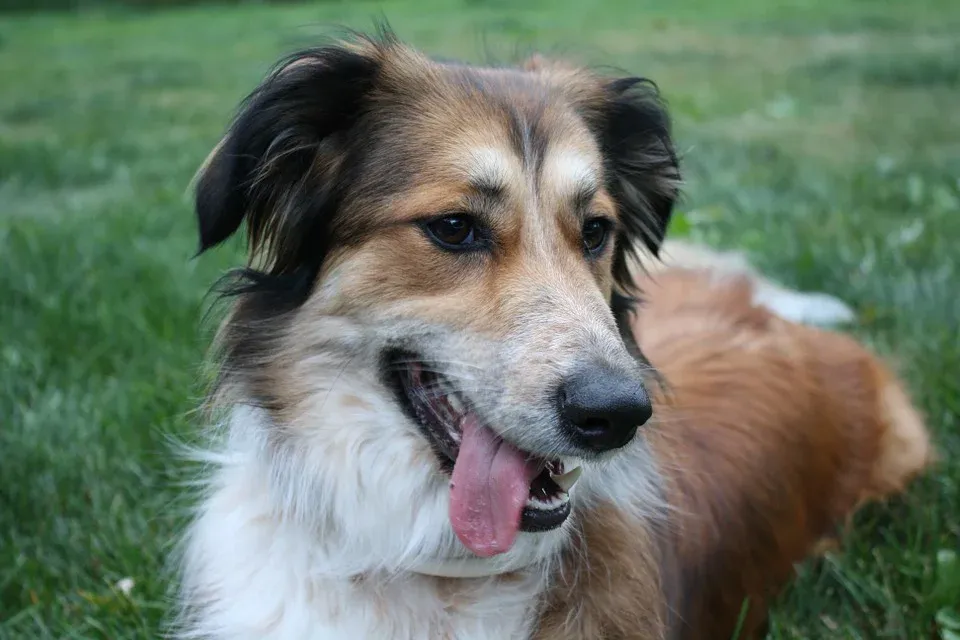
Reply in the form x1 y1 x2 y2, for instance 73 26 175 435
369 62 606 201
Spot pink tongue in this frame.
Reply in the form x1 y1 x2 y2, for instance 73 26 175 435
449 414 541 557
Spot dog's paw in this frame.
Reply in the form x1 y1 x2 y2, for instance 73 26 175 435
753 285 856 327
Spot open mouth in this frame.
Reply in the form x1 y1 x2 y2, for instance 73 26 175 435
388 351 582 557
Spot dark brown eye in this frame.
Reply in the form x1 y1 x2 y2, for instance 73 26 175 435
423 215 482 251
582 218 611 255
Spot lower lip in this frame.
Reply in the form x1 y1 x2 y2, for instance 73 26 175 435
519 501 571 532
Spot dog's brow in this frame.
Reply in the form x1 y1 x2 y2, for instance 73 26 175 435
463 147 514 197
545 149 598 189
468 177 505 200
573 184 599 214
542 149 600 213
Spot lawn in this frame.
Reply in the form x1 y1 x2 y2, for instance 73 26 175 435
1 0 958 637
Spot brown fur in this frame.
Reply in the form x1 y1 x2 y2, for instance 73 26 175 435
192 31 931 639
540 266 933 639
535 502 672 639
196 31 677 427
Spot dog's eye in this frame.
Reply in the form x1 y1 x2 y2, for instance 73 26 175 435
582 218 611 255
422 215 482 251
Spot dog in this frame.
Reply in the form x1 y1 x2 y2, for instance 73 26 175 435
177 30 932 639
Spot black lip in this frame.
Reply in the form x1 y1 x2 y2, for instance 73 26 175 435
520 502 572 532
386 349 457 473
384 349 571 533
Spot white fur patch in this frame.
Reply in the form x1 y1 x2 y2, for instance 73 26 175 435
176 405 561 639
542 148 597 195
464 147 517 188
751 285 856 327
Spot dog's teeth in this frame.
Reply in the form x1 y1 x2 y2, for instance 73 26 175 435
526 491 570 510
447 393 464 413
549 466 582 492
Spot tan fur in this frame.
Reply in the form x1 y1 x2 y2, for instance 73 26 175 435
190 32 931 639
211 46 641 417
870 377 933 497
535 503 668 640
541 266 933 639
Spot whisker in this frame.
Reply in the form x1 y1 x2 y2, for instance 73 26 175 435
387 365 485 381
387 357 486 371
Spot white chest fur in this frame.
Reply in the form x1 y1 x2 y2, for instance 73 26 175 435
177 443 548 639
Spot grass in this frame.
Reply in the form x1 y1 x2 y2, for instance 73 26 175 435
1 0 958 637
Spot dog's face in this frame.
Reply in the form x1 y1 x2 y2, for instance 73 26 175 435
196 33 678 573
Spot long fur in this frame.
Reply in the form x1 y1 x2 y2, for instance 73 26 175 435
176 30 932 640
629 261 933 638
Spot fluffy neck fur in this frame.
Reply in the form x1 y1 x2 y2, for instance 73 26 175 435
177 406 558 640
176 401 668 640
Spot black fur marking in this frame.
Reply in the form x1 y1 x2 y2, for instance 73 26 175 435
469 176 507 201
506 108 530 168
573 183 600 216
596 77 680 293
193 33 392 408
504 102 551 179
194 40 383 308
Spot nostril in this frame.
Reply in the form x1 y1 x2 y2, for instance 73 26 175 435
580 418 610 434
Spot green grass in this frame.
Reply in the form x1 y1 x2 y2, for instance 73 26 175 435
1 0 958 637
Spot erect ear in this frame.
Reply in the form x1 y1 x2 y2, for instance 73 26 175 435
597 77 680 292
193 41 382 276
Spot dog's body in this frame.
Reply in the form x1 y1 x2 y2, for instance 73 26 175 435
177 32 931 639
627 247 930 638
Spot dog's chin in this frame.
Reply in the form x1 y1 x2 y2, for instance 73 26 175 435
406 519 572 578
384 349 584 541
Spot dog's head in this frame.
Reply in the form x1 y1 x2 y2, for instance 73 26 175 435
196 31 678 575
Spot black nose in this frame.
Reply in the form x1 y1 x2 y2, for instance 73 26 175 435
559 364 653 453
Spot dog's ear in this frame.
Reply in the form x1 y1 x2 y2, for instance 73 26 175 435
194 42 381 274
597 78 680 292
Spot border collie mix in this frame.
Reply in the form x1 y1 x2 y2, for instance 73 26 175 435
178 30 932 639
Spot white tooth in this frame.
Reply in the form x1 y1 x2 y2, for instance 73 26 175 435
550 466 582 492
447 394 464 413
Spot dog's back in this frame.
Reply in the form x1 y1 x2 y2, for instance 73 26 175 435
629 265 932 638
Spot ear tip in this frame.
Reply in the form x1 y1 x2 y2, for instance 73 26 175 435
195 219 240 256
607 76 660 96
194 164 246 256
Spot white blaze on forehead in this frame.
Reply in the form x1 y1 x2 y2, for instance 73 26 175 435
541 148 599 198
